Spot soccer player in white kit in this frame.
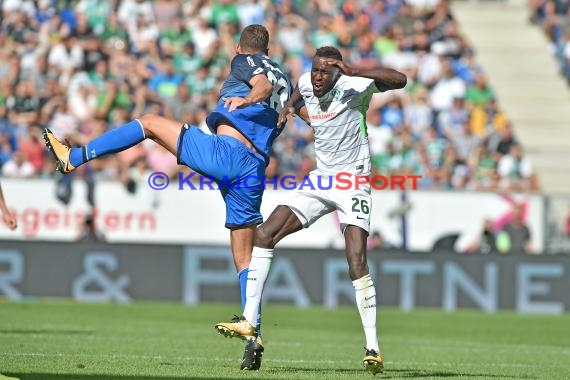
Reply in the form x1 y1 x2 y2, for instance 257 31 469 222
215 46 407 374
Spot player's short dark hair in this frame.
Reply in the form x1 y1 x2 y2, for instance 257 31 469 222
315 46 343 61
239 24 269 52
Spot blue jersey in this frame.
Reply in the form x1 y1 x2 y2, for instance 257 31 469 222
206 53 292 162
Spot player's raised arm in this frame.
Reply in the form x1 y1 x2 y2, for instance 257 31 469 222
323 58 407 92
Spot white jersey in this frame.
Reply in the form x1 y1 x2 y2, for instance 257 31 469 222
298 72 380 175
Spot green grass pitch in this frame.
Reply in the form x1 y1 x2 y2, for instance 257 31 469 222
0 301 569 379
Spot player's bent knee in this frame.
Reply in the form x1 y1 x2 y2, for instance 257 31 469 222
137 114 158 137
138 114 171 138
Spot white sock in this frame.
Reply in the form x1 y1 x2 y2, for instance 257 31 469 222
353 274 380 352
243 246 273 327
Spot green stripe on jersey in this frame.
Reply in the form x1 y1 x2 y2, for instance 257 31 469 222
359 90 373 138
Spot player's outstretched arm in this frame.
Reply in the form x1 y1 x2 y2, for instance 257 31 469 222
278 84 309 126
224 74 273 112
323 58 407 91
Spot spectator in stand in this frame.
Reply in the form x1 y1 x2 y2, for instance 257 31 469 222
405 88 433 139
368 108 393 169
275 137 302 178
237 0 265 28
48 31 84 80
487 123 517 156
429 59 466 114
439 96 469 142
530 0 570 83
19 128 45 174
381 98 405 130
153 0 180 32
149 60 184 100
0 132 15 168
452 120 480 162
191 16 217 56
6 79 39 128
422 128 448 187
465 72 495 107
470 145 498 190
2 150 35 178
453 47 481 85
169 82 196 122
470 96 508 138
498 143 535 191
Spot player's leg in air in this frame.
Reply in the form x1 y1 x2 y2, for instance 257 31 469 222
43 114 180 173
44 113 270 370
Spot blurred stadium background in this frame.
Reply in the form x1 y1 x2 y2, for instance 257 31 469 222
0 0 569 378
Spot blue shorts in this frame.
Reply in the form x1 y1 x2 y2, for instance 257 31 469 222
176 125 266 228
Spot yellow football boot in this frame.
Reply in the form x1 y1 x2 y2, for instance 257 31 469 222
363 349 384 375
43 128 75 174
214 315 256 341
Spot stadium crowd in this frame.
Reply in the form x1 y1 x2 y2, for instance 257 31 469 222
0 0 539 197
530 0 570 84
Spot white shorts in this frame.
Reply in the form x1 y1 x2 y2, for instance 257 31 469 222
280 171 372 233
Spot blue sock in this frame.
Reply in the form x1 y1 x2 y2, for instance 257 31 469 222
238 268 248 310
69 120 145 167
238 268 262 338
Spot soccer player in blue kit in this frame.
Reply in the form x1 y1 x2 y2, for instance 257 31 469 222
43 24 292 370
